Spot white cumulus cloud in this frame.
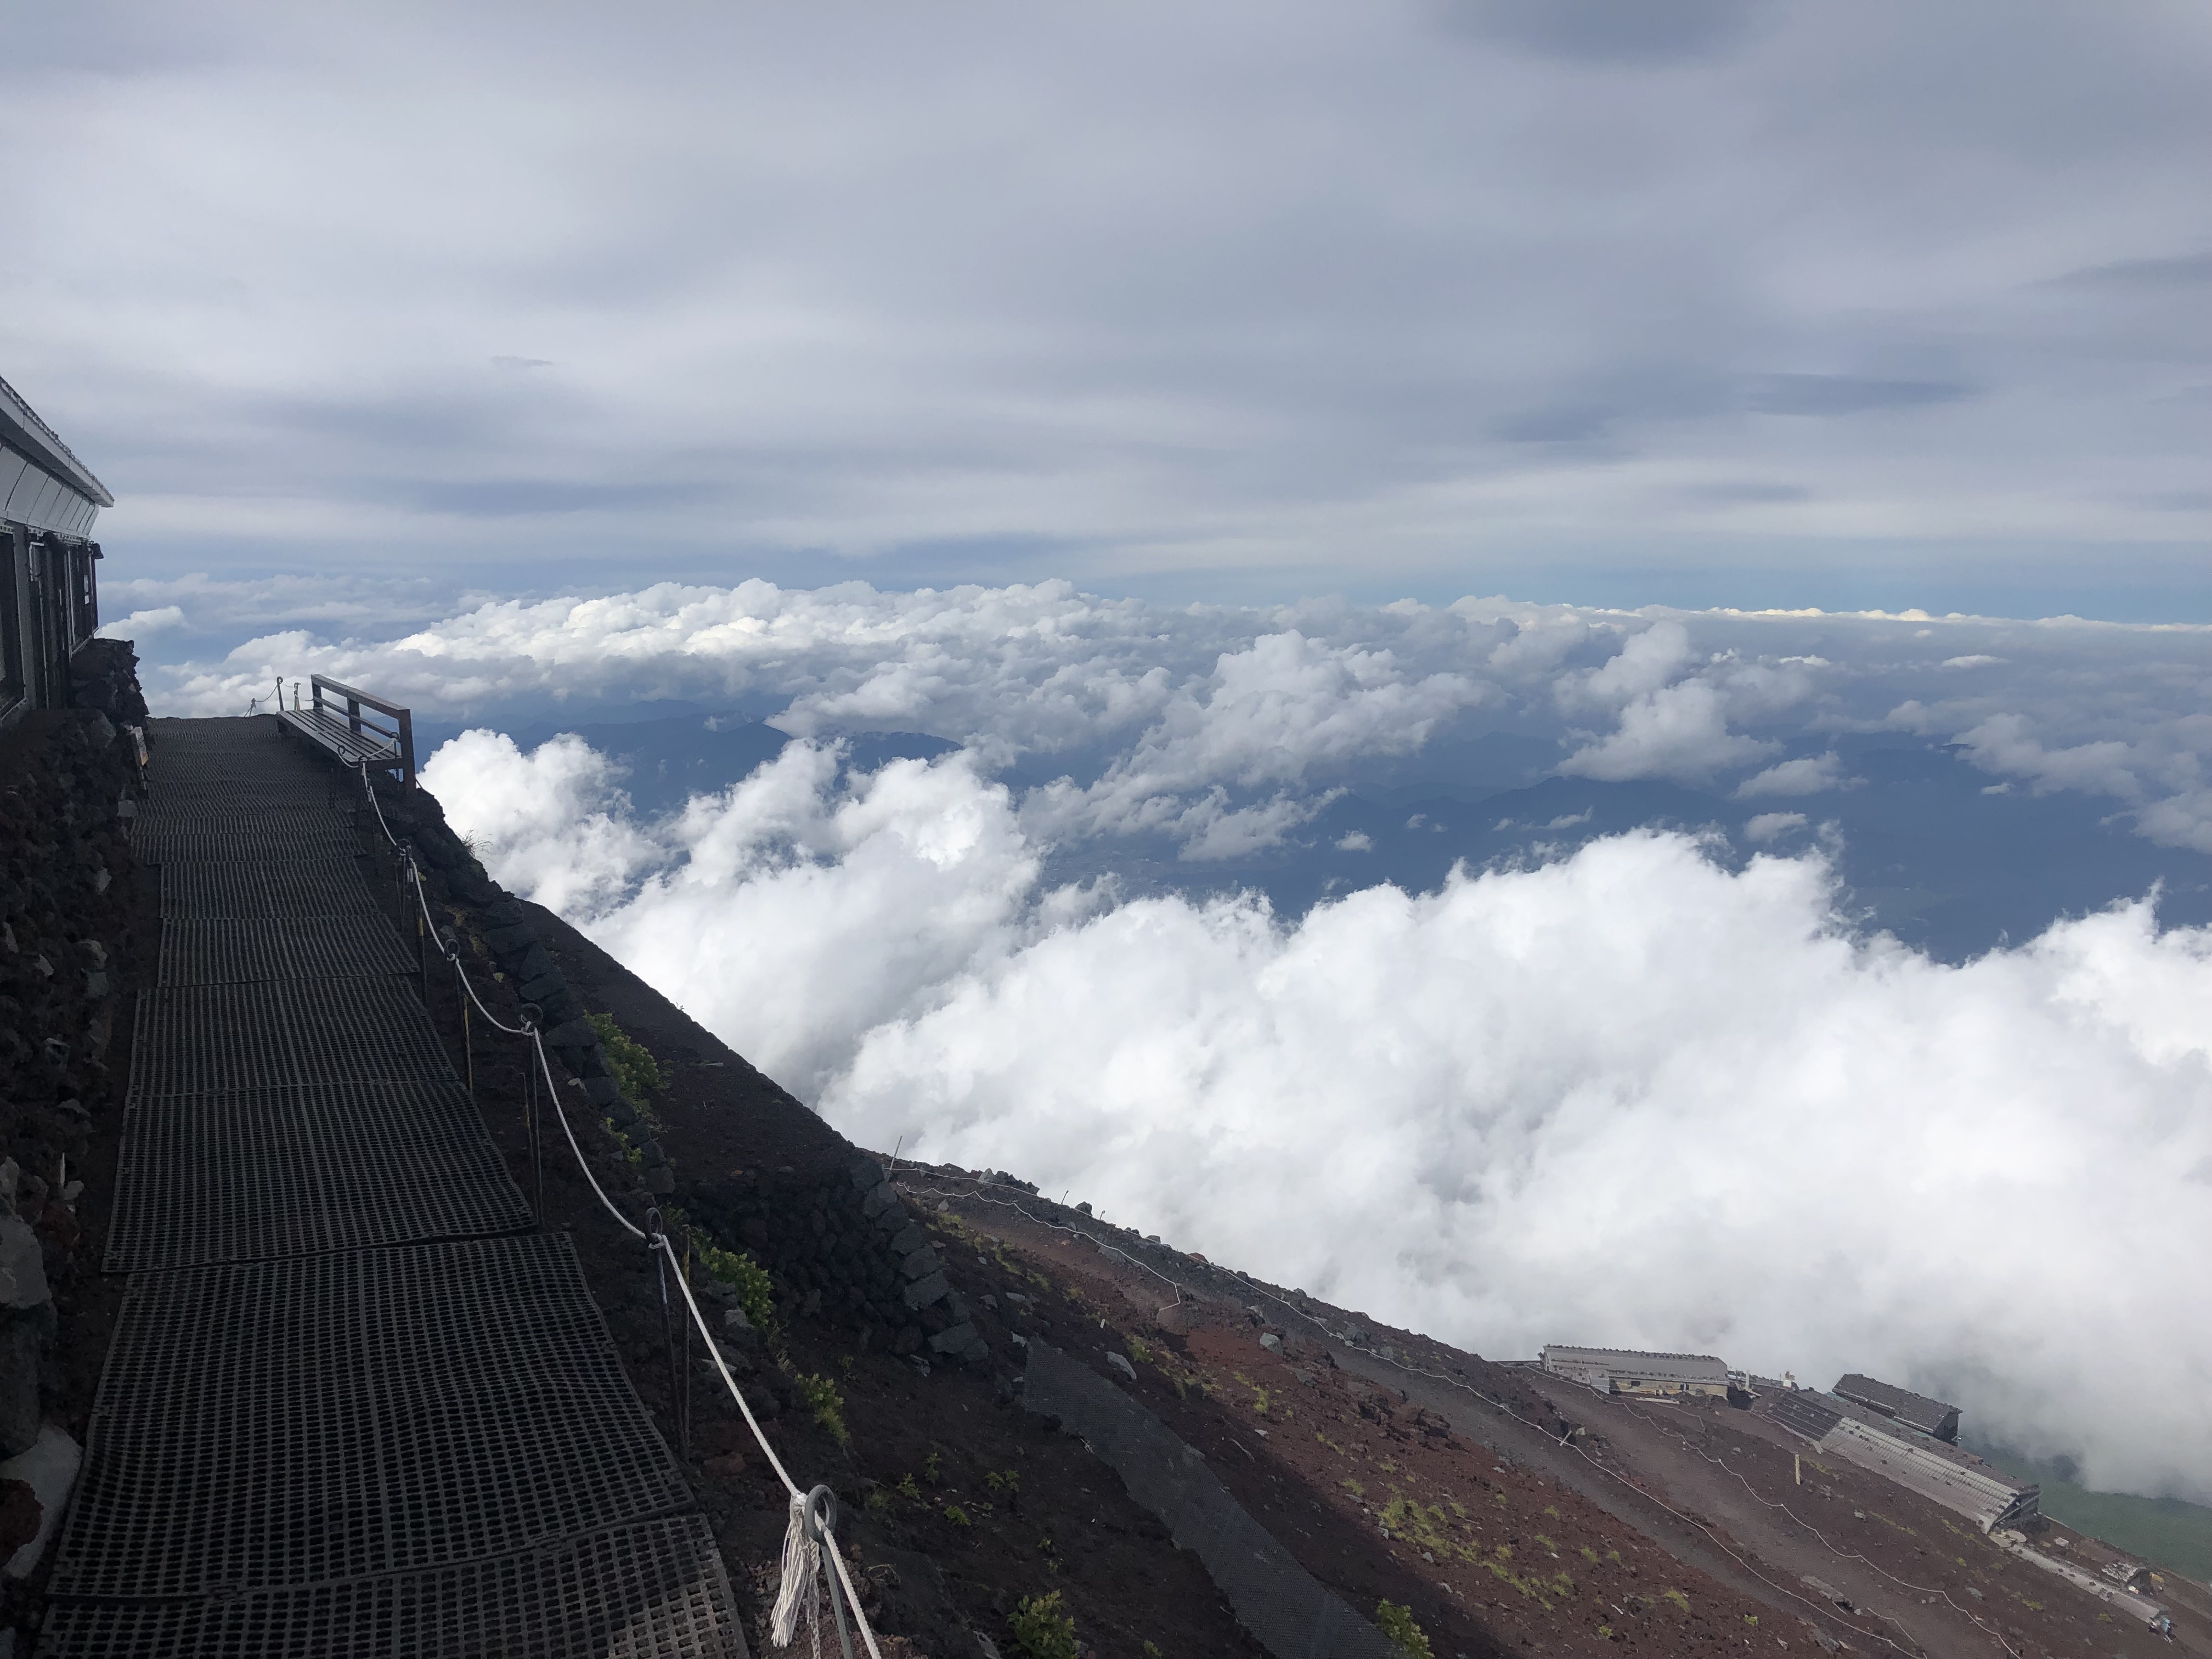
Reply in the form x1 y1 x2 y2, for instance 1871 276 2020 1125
431 734 2212 1503
1560 680 1777 782
96 605 185 639
1743 812 1808 842
1736 752 1848 798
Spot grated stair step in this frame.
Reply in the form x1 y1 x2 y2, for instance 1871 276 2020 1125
128 980 456 1096
37 1516 745 1659
131 815 362 865
108 1080 535 1271
157 916 415 988
160 860 386 922
55 1235 694 1601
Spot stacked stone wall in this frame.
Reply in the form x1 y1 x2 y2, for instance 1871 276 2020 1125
0 639 148 1567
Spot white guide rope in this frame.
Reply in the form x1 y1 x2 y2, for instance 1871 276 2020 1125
351 760 883 1658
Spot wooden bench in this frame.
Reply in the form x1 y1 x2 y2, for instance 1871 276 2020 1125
278 674 416 783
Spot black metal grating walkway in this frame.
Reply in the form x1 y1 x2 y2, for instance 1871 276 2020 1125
52 718 744 1657
107 1081 534 1271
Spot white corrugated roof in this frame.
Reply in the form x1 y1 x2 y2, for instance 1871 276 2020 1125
1818 1418 2033 1530
1542 1345 1729 1383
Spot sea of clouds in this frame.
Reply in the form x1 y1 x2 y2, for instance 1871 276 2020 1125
128 577 2212 853
138 579 2212 1499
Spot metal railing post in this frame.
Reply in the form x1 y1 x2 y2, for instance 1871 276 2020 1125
445 934 473 1105
532 1064 544 1221
681 1235 694 1460
408 855 429 997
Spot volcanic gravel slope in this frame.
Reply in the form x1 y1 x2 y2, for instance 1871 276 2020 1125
901 1177 2212 1659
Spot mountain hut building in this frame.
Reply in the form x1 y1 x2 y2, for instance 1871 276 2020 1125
1 373 111 728
1833 1373 1961 1442
1540 1345 1730 1398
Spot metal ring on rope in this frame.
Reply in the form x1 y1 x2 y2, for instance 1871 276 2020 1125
800 1483 837 1545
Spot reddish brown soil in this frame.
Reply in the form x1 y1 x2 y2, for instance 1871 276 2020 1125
912 1176 2212 1659
940 1188 1796 1659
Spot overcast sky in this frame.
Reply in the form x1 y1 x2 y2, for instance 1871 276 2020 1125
18 9 2210 1491
5 1 2208 619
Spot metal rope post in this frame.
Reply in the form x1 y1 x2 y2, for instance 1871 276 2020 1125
804 1487 857 1659
520 1004 545 1223
647 1209 689 1460
681 1233 694 1460
413 868 429 997
449 949 473 1105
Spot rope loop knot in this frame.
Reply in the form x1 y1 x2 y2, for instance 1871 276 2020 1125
770 1488 824 1649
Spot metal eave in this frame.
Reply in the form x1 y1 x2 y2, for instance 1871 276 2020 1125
0 371 112 506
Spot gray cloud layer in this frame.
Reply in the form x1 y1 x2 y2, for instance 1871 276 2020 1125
7 0 2209 614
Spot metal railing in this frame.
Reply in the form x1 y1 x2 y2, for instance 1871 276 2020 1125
313 673 416 783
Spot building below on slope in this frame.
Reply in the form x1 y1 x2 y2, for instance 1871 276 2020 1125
1820 1417 2039 1532
1760 1389 2035 1531
2100 1558 2152 1593
1995 1531 2172 1634
1767 1390 1844 1443
1833 1372 1960 1441
1765 1390 2040 1534
1541 1345 1730 1398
